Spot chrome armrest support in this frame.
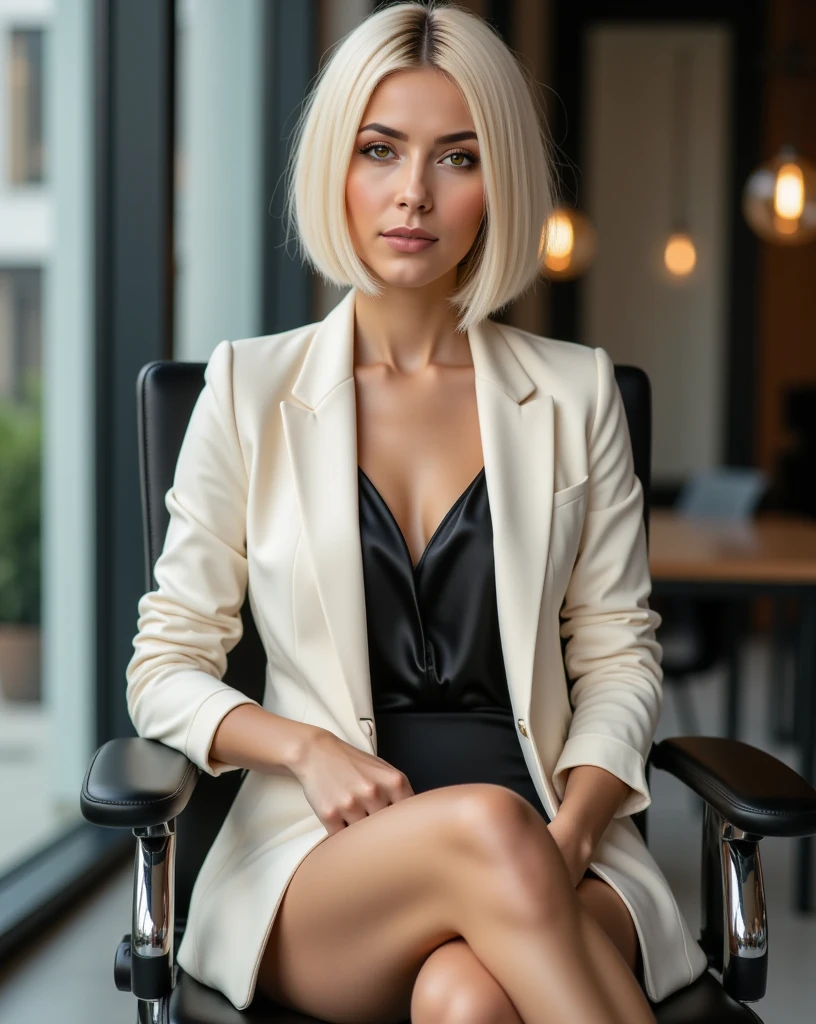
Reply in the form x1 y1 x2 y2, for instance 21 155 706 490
132 820 176 1023
700 804 768 1003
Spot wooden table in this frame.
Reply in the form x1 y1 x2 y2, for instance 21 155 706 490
648 509 816 913
650 510 816 584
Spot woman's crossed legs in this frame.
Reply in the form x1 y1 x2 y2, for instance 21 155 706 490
256 783 655 1024
410 872 645 1023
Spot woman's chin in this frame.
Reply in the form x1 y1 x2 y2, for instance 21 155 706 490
363 258 458 291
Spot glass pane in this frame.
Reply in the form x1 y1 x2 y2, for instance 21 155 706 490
0 0 95 876
8 28 46 185
173 0 264 361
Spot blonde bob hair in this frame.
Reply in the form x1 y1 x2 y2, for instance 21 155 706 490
284 0 558 334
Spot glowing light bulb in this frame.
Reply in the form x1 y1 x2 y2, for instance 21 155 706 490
664 232 697 277
539 207 597 280
775 162 805 220
544 212 574 260
743 146 816 245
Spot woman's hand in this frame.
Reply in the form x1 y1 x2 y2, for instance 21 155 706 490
289 726 415 836
548 814 595 888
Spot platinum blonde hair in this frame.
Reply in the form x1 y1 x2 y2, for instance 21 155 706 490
284 0 558 334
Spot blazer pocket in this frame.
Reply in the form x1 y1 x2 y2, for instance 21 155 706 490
550 475 590 596
553 474 590 508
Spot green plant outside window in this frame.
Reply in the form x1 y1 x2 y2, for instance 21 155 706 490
0 369 42 625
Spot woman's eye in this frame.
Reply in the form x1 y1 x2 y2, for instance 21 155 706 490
363 143 392 160
443 151 480 168
358 143 478 169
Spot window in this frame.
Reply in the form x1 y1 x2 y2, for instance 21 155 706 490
8 28 45 185
0 267 41 403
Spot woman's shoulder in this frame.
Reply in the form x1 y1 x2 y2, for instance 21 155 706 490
497 322 603 408
230 319 318 367
224 320 320 401
501 322 598 368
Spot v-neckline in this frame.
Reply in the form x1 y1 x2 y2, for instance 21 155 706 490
358 465 486 575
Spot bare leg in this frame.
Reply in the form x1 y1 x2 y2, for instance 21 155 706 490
257 783 655 1024
572 893 653 1024
445 786 656 1024
411 936 523 1024
257 784 464 1023
578 875 645 991
410 876 647 1024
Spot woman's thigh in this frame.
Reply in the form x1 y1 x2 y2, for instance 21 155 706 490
256 783 530 1024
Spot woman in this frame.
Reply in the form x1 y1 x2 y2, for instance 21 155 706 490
125 2 708 1021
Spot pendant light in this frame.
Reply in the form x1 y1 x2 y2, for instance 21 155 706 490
743 19 816 245
539 206 598 280
663 47 696 280
743 145 816 244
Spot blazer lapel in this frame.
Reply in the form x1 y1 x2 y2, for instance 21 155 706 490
470 328 556 722
280 287 556 737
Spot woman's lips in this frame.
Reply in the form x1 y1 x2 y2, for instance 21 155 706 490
382 234 437 253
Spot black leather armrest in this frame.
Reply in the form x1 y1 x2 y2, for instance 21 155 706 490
80 737 200 829
650 736 816 838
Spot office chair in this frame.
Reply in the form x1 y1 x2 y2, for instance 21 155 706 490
80 359 816 1023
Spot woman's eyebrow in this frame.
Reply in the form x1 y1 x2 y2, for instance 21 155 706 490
358 122 477 144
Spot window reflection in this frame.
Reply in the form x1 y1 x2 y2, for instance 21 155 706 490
0 0 92 879
0 16 47 877
8 28 45 185
0 268 41 402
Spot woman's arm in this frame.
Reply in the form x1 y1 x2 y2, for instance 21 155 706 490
551 345 663 821
126 340 263 777
548 765 633 886
209 702 318 777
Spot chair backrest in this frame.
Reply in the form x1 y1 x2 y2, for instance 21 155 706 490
136 360 269 922
615 365 652 547
135 357 653 922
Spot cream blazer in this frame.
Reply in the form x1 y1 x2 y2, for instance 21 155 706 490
126 285 708 1011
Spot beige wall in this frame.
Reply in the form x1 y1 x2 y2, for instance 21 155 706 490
504 0 553 336
581 25 732 483
316 0 371 62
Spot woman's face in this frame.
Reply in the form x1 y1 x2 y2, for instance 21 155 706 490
345 67 485 291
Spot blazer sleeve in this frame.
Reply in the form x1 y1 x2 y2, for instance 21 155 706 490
125 339 261 777
551 345 663 818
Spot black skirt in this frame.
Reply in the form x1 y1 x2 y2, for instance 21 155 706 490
373 707 551 824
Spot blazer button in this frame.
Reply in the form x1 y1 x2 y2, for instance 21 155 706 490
517 719 528 737
360 719 374 737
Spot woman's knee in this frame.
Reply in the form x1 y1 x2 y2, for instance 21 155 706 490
410 937 521 1024
447 784 572 922
450 784 552 859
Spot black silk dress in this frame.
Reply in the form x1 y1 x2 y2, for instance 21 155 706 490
357 463 551 824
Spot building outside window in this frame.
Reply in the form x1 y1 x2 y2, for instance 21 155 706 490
8 26 45 185
0 0 95 889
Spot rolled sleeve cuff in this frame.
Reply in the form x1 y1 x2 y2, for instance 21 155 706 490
185 684 261 777
552 733 651 818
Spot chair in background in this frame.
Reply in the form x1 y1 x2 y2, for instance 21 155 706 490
79 360 816 1023
656 468 769 738
770 385 816 744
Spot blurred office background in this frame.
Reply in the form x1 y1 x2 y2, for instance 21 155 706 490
0 0 815 1020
